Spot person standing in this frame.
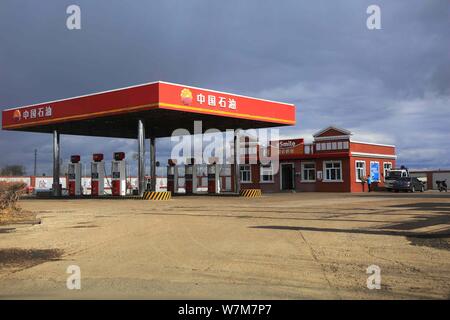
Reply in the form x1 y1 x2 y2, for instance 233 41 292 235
367 175 372 192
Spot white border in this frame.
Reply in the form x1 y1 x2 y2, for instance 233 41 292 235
351 152 397 159
3 81 160 111
239 164 252 184
355 160 366 182
304 144 313 155
301 161 316 183
259 163 275 183
383 161 393 181
351 140 396 148
314 135 351 141
323 160 343 182
159 81 295 106
4 80 295 111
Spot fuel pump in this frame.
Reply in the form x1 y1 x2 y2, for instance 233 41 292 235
68 155 82 196
207 157 220 194
184 157 196 194
111 152 126 196
167 159 178 194
91 153 105 196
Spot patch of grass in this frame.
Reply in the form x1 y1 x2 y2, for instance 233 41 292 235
0 210 40 226
0 248 63 269
408 236 450 251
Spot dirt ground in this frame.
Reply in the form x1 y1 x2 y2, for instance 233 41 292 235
0 192 449 299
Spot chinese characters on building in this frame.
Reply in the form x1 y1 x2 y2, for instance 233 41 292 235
22 106 52 120
280 148 295 155
196 93 237 110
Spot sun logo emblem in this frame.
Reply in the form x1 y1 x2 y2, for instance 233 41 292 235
13 109 21 122
180 88 193 106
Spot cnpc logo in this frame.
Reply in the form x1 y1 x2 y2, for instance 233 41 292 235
12 106 53 122
13 110 21 122
180 88 238 110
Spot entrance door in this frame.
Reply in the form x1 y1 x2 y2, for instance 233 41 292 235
281 163 295 190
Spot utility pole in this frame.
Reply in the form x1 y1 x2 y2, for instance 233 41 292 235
34 149 37 176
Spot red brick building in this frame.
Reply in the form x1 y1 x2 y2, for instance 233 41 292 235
240 126 397 192
410 169 450 190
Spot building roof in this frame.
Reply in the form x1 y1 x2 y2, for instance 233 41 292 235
313 126 352 138
1 81 296 138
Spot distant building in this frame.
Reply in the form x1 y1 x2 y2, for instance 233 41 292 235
240 126 397 192
410 169 450 190
1 126 399 194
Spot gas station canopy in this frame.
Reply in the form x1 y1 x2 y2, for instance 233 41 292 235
1 81 296 138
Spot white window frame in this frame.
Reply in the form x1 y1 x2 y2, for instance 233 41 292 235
260 164 274 183
355 160 366 182
304 144 311 154
323 160 343 182
383 162 393 181
240 165 252 183
301 162 316 182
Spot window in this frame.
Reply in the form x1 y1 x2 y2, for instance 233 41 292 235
316 143 321 151
304 145 311 154
240 165 251 183
332 142 337 150
370 161 381 182
343 141 349 149
260 164 274 182
324 161 342 182
383 162 392 181
337 141 343 150
326 142 332 150
355 161 366 182
302 162 316 182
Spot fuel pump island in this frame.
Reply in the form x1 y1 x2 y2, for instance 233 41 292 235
1 81 296 198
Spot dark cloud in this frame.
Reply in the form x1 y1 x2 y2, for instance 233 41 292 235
1 0 449 174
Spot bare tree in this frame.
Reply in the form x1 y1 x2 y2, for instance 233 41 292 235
0 181 26 213
0 165 26 176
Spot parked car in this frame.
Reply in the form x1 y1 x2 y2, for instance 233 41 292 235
385 167 409 191
392 177 425 192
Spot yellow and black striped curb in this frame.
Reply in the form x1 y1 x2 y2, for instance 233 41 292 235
142 191 172 200
239 189 262 197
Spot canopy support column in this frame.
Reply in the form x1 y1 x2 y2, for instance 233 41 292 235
149 136 156 192
234 129 241 194
137 119 146 196
52 130 61 197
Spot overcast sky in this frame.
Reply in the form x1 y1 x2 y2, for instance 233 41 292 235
0 0 449 175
